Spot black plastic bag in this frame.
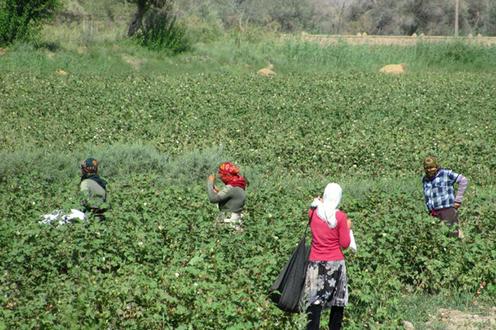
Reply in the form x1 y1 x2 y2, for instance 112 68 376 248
269 232 310 313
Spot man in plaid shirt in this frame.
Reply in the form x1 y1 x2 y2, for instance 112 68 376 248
422 156 468 237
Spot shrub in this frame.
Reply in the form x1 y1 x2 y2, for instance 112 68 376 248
136 8 191 53
0 0 60 45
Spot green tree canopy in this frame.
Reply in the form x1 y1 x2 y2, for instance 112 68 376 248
0 0 61 45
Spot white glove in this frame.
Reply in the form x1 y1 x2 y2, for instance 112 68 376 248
349 230 357 253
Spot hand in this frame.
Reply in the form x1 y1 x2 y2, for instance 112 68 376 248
454 202 461 210
310 196 322 209
347 219 352 229
208 174 215 183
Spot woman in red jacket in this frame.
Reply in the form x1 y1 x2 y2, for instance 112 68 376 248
304 183 351 330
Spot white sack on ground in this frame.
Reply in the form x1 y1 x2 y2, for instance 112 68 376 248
40 209 86 225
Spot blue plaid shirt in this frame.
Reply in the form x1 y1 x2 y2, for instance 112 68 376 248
422 168 460 211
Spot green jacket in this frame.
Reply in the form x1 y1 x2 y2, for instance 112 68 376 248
207 181 245 213
80 179 108 212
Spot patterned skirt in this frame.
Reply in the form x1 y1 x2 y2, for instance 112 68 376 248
303 260 348 309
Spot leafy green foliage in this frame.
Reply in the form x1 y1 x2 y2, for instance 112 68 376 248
136 8 191 53
415 41 496 68
0 0 61 45
0 67 495 328
174 0 496 36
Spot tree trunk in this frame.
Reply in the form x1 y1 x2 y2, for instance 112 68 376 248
128 0 147 37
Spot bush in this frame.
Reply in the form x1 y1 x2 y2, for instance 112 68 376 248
0 0 60 46
137 8 191 53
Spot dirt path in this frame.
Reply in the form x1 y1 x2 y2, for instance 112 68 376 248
294 34 496 46
426 307 496 329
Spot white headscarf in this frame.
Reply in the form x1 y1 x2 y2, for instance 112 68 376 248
311 183 342 228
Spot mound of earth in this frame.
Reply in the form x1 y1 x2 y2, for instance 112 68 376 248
257 64 276 77
379 63 406 74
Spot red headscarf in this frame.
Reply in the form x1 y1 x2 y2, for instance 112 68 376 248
218 162 247 190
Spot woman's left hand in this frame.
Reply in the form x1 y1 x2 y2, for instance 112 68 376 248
208 174 215 183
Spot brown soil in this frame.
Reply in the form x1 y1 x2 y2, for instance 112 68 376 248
425 308 496 329
296 34 496 46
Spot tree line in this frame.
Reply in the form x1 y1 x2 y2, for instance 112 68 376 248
175 0 496 36
2 0 495 48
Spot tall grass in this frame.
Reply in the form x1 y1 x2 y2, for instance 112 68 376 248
3 27 496 76
213 37 496 73
0 144 230 187
414 41 496 70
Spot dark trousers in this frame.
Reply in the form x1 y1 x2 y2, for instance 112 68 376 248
89 208 107 221
431 207 459 225
307 304 344 330
431 207 460 237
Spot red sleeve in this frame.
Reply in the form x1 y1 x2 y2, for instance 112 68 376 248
337 211 351 249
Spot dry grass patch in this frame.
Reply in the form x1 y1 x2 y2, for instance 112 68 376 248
55 69 68 76
76 46 88 54
121 54 146 71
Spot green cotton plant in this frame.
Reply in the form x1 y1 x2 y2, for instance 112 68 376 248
1 66 496 328
1 172 495 328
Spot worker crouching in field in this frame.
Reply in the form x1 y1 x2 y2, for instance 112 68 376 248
40 157 109 225
422 156 468 238
207 162 247 231
80 158 109 221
